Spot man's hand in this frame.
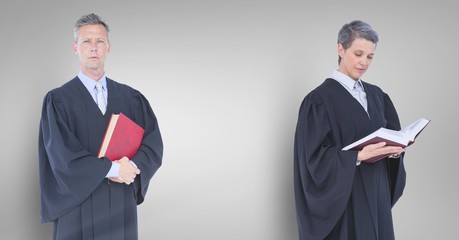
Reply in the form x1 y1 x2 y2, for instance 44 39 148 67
357 142 404 162
109 157 141 185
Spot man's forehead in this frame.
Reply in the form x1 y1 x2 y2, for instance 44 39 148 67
78 24 108 35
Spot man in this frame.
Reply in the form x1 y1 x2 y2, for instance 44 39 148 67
38 13 163 240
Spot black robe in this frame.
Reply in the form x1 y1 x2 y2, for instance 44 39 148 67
38 77 163 240
294 79 406 240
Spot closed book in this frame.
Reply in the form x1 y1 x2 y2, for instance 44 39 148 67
97 112 145 161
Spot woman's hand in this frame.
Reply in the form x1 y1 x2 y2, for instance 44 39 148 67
357 142 404 162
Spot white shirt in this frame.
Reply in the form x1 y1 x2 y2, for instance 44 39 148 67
331 70 368 113
331 70 368 165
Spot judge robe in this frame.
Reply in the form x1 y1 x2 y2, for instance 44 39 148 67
294 79 406 240
38 77 163 240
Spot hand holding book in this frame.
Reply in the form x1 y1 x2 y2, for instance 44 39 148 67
344 118 430 163
357 142 405 163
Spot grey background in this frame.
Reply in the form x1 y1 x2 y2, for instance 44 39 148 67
1 0 457 239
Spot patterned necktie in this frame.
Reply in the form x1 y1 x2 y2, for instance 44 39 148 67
95 82 106 114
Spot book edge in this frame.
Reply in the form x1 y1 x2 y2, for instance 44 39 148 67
342 128 407 151
97 113 119 158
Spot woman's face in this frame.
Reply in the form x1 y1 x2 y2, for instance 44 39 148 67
338 38 375 80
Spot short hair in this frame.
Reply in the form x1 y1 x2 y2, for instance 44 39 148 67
337 20 379 64
73 13 110 42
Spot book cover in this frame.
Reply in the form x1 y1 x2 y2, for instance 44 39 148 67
97 112 145 161
342 118 430 162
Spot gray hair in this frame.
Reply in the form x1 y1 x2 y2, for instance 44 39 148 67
73 13 110 42
337 20 378 64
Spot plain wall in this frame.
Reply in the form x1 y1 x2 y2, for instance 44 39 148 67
1 0 458 239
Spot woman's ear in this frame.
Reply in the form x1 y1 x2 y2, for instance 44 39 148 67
337 43 345 58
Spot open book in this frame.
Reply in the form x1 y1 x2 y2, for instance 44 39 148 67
342 118 430 161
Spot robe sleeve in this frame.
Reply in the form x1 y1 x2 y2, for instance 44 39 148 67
383 93 406 206
38 91 112 223
293 92 358 239
129 90 163 205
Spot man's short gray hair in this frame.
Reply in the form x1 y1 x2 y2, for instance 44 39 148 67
73 13 110 42
337 20 378 64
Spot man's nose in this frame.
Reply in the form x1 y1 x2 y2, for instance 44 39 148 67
90 41 98 52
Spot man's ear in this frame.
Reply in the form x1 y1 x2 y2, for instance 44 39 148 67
73 42 78 55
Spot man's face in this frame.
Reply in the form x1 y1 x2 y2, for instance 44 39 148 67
73 24 111 76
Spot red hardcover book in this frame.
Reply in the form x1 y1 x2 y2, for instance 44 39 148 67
97 112 145 161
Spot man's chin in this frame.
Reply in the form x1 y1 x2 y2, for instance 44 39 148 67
84 64 103 72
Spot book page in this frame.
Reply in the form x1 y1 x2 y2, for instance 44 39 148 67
400 118 430 141
380 128 405 138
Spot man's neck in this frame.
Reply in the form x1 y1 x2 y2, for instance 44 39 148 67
81 68 104 81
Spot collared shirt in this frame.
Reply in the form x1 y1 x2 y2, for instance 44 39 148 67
78 71 108 106
331 70 368 113
331 70 368 166
78 72 119 178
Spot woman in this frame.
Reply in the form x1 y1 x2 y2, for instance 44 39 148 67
293 20 406 240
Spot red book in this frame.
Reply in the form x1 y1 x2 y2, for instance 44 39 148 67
97 113 145 161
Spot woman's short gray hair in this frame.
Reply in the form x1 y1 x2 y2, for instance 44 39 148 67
337 20 378 64
73 13 110 42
